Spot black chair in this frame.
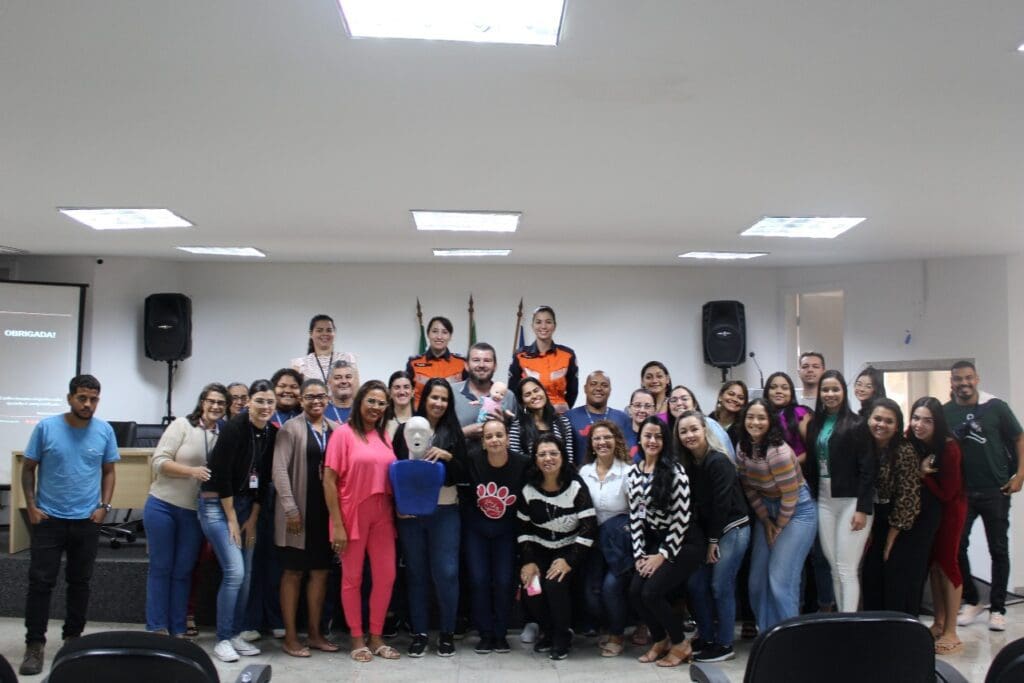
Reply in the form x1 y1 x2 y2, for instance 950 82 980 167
0 654 17 683
690 611 968 683
986 636 1024 683
134 423 168 448
100 421 142 547
44 631 271 683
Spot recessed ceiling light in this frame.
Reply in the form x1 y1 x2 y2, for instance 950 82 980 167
678 251 768 260
413 210 520 233
339 0 565 46
176 246 266 258
1018 42 1024 52
433 248 511 257
741 216 865 239
59 208 193 230
0 245 29 255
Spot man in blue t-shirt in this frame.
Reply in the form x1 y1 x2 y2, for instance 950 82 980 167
19 374 119 676
945 361 1024 633
567 371 633 457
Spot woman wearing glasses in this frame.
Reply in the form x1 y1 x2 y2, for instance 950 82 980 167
324 380 400 662
272 379 342 657
226 382 249 419
144 383 227 637
200 380 278 663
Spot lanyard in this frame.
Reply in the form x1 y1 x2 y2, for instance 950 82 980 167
202 424 218 462
314 352 332 383
307 419 328 454
327 404 346 423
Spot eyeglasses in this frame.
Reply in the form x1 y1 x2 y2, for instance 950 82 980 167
251 398 275 407
631 402 655 410
229 395 248 403
302 394 329 403
364 399 389 408
204 399 227 407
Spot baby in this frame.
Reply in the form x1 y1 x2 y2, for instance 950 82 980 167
477 381 510 423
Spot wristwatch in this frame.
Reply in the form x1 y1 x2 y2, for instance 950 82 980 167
98 502 112 512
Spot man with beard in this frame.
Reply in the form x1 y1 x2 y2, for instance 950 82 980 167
946 361 1024 632
454 343 518 458
20 375 119 675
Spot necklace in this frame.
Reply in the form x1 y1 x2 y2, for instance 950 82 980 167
586 406 610 424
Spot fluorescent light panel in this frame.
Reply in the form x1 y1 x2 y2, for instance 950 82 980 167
59 208 192 230
413 210 520 233
176 246 266 258
433 248 510 257
741 216 865 239
678 251 768 260
339 0 564 46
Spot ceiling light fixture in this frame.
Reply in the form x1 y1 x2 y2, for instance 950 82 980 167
741 216 865 239
59 208 193 231
413 210 520 232
433 248 511 257
678 251 768 260
338 0 565 46
176 246 266 257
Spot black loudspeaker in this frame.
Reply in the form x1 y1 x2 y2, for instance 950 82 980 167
144 293 192 361
702 300 746 368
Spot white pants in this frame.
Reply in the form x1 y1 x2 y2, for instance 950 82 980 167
817 479 871 612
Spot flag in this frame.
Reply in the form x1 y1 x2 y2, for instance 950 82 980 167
416 298 426 354
468 294 477 350
513 298 525 352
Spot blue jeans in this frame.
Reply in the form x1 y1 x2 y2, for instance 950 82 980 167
144 495 203 635
687 523 750 646
462 513 517 639
584 550 630 636
397 503 460 634
750 485 818 632
198 495 255 642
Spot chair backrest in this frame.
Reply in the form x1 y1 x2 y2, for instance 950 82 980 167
745 611 935 683
48 631 219 683
108 421 138 448
134 422 168 447
986 636 1024 683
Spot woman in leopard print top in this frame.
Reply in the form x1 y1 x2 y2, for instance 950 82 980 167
860 398 941 616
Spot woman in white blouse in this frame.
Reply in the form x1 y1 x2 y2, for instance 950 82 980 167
290 314 357 383
578 420 632 656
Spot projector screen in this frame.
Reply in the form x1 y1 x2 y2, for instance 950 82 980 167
0 281 85 485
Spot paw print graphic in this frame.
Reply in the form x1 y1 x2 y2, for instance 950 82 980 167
476 482 517 520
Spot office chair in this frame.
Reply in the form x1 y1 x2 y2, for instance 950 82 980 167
45 631 271 683
689 611 968 683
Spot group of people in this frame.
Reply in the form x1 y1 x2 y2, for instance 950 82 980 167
17 307 1024 675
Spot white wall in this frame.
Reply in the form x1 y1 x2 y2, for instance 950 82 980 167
1007 254 1024 591
11 257 781 420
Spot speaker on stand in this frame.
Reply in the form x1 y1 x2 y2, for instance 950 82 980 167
144 293 192 424
702 300 746 383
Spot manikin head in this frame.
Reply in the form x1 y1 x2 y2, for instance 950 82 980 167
403 415 434 460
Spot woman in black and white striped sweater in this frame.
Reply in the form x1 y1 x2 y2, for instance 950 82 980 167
517 434 596 660
628 416 705 668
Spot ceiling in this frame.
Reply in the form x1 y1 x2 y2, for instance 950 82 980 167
1 1 1022 266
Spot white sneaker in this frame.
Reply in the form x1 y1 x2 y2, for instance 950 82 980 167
520 622 539 644
213 640 239 662
272 628 286 639
238 629 262 642
957 604 987 627
230 637 261 656
989 613 1007 631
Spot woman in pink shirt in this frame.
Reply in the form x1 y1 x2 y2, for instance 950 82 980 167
323 380 399 663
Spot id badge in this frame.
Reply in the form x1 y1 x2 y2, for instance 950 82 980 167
249 474 259 489
637 503 647 521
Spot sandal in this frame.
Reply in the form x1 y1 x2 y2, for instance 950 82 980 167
935 639 964 656
308 639 340 652
638 640 669 663
350 646 373 663
282 643 311 658
630 624 651 646
600 640 624 657
185 617 199 639
372 644 401 660
656 641 693 668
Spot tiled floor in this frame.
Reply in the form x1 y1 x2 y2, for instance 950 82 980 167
0 609 1019 682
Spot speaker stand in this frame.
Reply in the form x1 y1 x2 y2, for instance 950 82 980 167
720 367 729 383
163 360 178 426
